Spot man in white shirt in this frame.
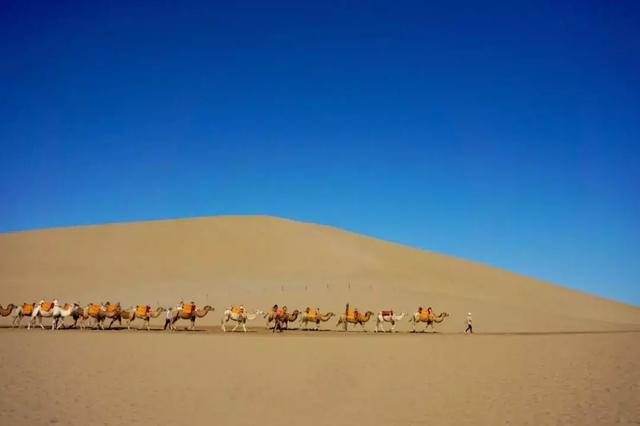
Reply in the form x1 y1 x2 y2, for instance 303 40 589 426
164 307 173 330
465 312 473 334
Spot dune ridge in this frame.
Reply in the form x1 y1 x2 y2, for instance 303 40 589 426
1 215 638 332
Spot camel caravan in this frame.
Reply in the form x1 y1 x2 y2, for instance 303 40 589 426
1 302 452 333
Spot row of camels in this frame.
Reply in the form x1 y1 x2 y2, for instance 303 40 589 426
0 303 214 331
1 303 449 332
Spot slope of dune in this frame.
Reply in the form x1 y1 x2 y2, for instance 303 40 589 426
0 215 638 332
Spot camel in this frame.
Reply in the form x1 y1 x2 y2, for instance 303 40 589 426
336 311 374 332
0 304 17 323
121 306 164 330
264 306 300 331
408 310 450 332
4 303 35 328
50 303 84 330
170 305 214 330
83 303 124 330
299 308 335 331
220 307 264 332
374 311 407 333
27 302 59 330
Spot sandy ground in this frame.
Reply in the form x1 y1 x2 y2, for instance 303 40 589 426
0 327 638 426
1 217 639 425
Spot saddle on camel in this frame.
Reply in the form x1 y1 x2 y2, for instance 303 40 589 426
381 310 394 317
182 303 196 315
106 304 119 314
88 304 102 315
22 303 34 315
231 306 244 314
40 302 54 312
419 307 432 321
346 310 359 320
136 305 151 316
306 308 318 319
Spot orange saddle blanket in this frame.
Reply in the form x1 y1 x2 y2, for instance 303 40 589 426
40 302 53 312
182 305 194 314
419 312 431 321
22 303 34 315
231 307 243 314
307 309 318 318
136 306 149 316
106 304 118 313
346 311 358 320
88 304 101 315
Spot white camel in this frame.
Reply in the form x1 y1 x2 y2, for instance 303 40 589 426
28 301 61 330
52 304 82 330
374 311 407 333
221 307 263 332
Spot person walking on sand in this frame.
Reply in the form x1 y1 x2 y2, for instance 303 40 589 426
164 307 173 330
465 312 473 334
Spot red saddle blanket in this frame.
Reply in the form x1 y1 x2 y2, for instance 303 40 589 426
381 310 394 317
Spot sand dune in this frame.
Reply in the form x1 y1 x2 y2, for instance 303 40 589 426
0 215 638 332
2 216 639 426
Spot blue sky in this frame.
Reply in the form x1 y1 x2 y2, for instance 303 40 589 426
1 1 639 305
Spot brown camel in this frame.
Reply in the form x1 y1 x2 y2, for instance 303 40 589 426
300 308 335 331
0 304 17 318
4 303 35 328
266 307 300 332
336 311 374 332
170 305 214 330
408 310 450 332
264 306 300 330
122 306 164 330
84 303 124 329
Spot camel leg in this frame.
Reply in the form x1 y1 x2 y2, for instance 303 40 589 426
242 322 247 332
391 320 396 333
231 322 239 332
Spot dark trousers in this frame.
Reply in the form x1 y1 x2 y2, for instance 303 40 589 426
465 324 473 333
164 319 171 330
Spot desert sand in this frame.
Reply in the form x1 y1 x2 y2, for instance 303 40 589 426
1 216 639 425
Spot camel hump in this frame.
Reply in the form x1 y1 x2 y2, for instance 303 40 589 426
22 303 34 315
88 304 101 315
40 302 53 312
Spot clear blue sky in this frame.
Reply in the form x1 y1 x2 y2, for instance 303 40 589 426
1 1 639 305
